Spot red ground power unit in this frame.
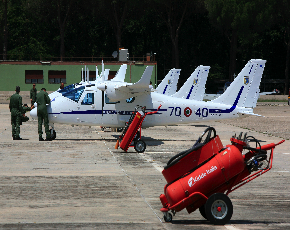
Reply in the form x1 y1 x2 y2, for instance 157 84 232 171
159 127 284 225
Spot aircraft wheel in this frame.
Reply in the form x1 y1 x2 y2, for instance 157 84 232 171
199 204 207 220
50 129 56 140
163 212 172 222
134 140 146 153
205 193 233 225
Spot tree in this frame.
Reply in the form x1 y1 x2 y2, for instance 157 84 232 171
25 0 77 60
57 0 74 60
205 0 273 81
273 0 290 94
153 0 204 69
97 0 131 52
2 0 8 60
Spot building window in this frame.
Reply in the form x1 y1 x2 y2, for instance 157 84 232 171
108 71 117 80
48 70 66 84
80 71 97 81
25 70 44 84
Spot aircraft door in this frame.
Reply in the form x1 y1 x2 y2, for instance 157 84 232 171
79 91 96 124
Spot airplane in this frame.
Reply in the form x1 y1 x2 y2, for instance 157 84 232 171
156 65 210 101
171 65 210 101
30 59 266 139
155 68 181 95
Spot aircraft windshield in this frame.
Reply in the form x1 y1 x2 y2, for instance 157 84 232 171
58 83 75 94
62 86 85 102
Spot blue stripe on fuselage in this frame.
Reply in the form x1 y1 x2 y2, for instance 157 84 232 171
209 86 244 113
55 108 168 116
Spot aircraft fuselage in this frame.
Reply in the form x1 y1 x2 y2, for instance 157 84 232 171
42 86 244 128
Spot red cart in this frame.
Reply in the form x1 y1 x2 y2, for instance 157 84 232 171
115 105 162 153
159 127 284 225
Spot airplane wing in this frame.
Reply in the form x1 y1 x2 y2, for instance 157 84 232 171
104 66 153 102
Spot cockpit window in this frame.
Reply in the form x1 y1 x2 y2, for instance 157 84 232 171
81 93 94 105
58 83 75 94
62 86 85 102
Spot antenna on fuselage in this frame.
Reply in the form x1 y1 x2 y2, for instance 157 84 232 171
101 59 105 82
82 68 84 82
84 65 87 83
87 67 89 83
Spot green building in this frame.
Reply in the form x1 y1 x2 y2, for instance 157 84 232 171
0 61 157 91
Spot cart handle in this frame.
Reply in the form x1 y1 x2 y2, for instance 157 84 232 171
258 140 285 151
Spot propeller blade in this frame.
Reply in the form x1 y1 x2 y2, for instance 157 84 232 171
102 91 104 116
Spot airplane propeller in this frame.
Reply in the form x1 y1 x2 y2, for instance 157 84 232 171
98 60 106 116
102 90 104 116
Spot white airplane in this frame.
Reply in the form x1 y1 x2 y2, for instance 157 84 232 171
156 65 210 101
155 68 181 95
172 65 210 101
30 59 266 138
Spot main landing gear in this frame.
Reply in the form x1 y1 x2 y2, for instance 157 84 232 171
50 124 56 140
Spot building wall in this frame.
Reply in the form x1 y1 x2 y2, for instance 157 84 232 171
0 61 157 91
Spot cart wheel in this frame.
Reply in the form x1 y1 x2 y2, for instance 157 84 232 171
199 204 207 220
134 140 146 153
50 129 56 140
205 193 233 225
163 212 172 222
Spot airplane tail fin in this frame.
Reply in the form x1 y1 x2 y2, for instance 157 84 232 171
156 68 181 95
134 66 154 87
212 59 266 108
173 65 210 100
111 64 127 82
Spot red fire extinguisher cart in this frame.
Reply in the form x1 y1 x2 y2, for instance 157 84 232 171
116 105 162 153
159 127 284 225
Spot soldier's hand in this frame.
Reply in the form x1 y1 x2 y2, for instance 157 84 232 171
31 105 34 109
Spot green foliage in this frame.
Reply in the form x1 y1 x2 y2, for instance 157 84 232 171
0 0 289 93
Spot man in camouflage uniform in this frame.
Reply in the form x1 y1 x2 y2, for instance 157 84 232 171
30 84 37 107
9 86 24 140
36 88 51 141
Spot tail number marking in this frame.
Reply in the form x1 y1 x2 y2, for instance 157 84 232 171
168 107 181 116
195 108 208 117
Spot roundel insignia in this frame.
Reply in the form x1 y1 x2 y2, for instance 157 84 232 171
184 107 192 117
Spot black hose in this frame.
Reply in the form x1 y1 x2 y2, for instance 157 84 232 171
165 127 216 169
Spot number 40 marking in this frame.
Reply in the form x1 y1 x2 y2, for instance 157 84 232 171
195 108 208 117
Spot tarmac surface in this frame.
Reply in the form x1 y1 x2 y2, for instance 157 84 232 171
0 101 290 230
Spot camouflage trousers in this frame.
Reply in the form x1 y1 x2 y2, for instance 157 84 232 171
11 114 21 138
37 110 50 139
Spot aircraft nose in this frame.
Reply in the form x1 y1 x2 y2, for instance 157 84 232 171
30 107 37 119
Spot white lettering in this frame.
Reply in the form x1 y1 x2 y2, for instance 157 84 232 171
206 165 218 174
188 166 218 188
